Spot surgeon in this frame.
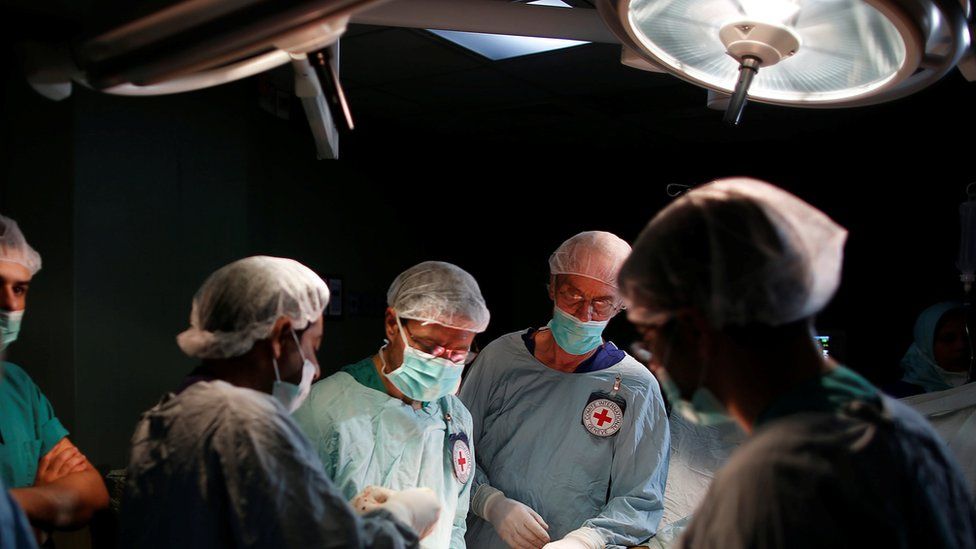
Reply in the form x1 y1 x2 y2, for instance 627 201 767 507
619 177 976 548
0 214 109 543
295 260 490 549
119 256 441 548
461 231 670 549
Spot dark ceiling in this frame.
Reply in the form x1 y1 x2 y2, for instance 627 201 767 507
2 0 975 152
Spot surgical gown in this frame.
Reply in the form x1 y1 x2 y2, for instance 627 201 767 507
676 366 976 549
293 358 474 549
903 382 976 495
118 379 419 549
651 413 745 547
460 330 670 548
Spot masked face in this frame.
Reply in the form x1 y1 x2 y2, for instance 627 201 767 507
0 309 24 352
0 262 31 353
547 274 621 355
380 316 470 402
631 308 732 426
271 325 319 413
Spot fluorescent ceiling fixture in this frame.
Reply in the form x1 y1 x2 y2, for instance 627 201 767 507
428 29 588 60
527 0 573 7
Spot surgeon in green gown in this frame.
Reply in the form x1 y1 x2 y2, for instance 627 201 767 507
295 261 491 549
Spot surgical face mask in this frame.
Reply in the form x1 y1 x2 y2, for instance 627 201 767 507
0 309 24 351
659 374 732 426
935 364 970 388
272 329 316 413
655 316 733 426
381 317 465 402
548 306 608 355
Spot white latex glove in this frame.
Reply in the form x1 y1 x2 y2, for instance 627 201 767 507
482 490 550 549
542 527 605 549
351 485 441 539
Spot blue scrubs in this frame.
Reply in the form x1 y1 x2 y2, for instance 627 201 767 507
460 330 670 548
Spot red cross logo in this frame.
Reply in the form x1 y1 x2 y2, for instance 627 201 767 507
594 408 613 426
457 452 467 471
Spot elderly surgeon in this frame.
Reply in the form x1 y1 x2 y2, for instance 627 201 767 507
461 231 670 549
295 260 490 549
619 177 976 549
119 256 441 549
0 214 109 542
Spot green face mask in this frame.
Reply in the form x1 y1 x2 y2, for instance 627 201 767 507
659 374 732 426
656 315 733 426
0 309 24 351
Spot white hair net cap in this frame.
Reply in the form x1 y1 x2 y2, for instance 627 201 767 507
549 231 632 289
0 215 42 275
387 261 490 333
619 177 847 328
177 256 330 359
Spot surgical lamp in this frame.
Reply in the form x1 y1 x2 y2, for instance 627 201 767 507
597 0 971 124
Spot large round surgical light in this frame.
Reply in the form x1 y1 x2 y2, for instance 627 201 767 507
598 0 969 121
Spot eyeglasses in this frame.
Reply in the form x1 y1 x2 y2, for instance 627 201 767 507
402 323 470 364
555 286 622 319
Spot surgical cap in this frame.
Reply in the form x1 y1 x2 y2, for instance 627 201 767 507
619 177 847 328
177 256 330 359
549 231 632 288
0 215 41 275
387 261 490 333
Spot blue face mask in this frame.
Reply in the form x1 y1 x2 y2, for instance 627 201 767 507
548 306 608 355
381 317 465 402
0 310 24 352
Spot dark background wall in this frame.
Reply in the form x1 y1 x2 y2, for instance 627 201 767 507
1 35 974 469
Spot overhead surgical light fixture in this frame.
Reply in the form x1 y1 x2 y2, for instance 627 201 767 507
23 0 390 159
597 0 970 124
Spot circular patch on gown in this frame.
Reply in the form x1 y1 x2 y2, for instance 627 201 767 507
582 399 624 437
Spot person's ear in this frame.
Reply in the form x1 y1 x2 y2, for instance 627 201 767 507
384 308 399 342
547 275 556 302
268 317 293 360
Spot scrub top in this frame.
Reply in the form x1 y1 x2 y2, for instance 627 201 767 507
460 330 670 548
0 362 68 488
294 357 474 549
676 366 976 549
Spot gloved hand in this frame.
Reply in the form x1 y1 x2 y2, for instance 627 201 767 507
482 489 550 549
351 486 441 539
542 527 605 549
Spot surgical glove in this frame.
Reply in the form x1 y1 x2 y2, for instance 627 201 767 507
542 527 605 549
352 486 441 539
482 489 550 549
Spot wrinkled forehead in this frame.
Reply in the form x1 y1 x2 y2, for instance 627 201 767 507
553 273 619 297
403 318 476 346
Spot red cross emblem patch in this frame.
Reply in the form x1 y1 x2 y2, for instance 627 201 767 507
452 439 472 483
582 398 624 437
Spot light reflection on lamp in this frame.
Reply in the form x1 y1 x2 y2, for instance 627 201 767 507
428 29 588 60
